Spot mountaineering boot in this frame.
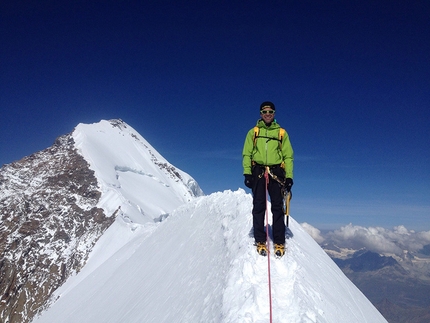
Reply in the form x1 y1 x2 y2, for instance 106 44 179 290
274 243 285 258
255 242 268 256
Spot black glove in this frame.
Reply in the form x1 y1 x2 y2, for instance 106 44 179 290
244 174 254 189
285 178 293 192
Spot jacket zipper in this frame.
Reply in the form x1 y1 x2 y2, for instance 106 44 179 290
264 128 268 165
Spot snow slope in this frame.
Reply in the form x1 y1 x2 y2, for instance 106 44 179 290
33 120 387 323
33 191 386 323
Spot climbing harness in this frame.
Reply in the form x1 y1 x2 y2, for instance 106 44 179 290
265 166 291 228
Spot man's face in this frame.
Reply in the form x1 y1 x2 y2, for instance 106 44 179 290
260 107 275 123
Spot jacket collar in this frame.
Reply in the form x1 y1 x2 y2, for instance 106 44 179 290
256 119 279 129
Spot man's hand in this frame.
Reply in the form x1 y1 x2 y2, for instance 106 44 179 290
244 175 254 189
285 178 293 192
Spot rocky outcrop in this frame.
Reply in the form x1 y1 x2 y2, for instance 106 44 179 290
0 134 115 323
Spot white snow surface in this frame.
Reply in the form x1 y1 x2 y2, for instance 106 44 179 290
33 120 387 323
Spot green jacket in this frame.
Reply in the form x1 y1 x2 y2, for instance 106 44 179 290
242 119 294 178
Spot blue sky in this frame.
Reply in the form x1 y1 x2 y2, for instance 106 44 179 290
1 1 429 230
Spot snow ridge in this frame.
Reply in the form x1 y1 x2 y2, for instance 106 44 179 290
33 190 387 323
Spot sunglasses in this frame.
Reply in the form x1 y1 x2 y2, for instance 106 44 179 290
260 110 275 115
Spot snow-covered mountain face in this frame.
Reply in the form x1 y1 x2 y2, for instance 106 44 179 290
0 119 203 323
0 134 113 323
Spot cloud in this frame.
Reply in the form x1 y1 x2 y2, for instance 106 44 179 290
301 222 325 244
325 224 430 256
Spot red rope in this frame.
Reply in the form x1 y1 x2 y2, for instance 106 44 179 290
264 170 273 322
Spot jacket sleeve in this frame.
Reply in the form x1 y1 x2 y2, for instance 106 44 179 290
282 131 294 179
242 128 255 175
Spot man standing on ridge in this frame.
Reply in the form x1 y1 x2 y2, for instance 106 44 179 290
242 101 294 257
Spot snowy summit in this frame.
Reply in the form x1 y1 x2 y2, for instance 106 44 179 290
32 119 386 323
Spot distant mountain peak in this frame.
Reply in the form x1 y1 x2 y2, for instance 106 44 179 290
0 119 203 323
333 249 400 272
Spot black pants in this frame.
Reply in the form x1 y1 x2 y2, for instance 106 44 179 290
252 165 285 245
